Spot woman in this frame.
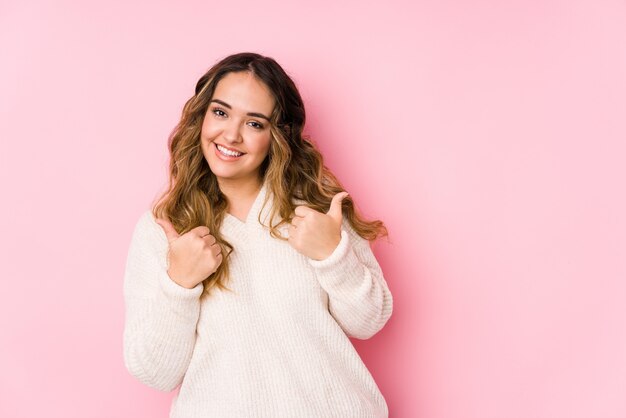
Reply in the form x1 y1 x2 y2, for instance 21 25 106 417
123 52 393 417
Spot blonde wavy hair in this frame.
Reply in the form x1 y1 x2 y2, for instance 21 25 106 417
152 52 388 297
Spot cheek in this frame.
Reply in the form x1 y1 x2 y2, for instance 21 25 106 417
201 122 220 141
249 133 272 155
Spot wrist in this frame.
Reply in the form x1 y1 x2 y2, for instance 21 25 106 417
167 269 196 289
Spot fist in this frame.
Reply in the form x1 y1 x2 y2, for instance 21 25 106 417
287 192 349 260
155 216 223 289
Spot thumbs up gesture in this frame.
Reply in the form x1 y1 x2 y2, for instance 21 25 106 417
155 217 223 289
287 192 349 261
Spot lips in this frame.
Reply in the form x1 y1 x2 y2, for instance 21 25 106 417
213 142 246 161
215 142 245 155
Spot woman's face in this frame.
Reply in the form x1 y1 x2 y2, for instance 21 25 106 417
200 71 275 188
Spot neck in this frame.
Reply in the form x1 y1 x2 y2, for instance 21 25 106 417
218 176 263 208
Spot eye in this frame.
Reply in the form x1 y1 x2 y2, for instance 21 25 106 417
212 107 227 118
248 121 264 130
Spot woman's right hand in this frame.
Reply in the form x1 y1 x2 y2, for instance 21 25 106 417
155 216 223 289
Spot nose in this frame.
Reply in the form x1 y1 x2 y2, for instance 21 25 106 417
222 119 243 144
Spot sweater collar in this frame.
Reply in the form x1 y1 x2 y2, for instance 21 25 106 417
221 178 272 237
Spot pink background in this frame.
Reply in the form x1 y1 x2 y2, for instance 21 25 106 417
1 0 625 417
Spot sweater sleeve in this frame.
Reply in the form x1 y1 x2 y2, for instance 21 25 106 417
122 210 204 391
307 216 393 340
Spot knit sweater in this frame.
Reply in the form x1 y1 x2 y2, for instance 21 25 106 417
123 180 393 417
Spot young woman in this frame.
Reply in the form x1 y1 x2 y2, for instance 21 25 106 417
123 52 393 417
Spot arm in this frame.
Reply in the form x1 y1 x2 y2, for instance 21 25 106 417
123 211 204 391
308 216 393 340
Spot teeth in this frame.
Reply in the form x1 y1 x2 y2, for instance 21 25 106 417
216 144 243 157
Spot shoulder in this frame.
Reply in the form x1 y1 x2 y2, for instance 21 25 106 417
130 209 168 249
339 215 363 241
134 209 157 233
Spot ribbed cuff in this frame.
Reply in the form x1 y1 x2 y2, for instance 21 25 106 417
157 269 204 313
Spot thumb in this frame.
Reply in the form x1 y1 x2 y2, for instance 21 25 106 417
326 192 349 222
155 216 180 243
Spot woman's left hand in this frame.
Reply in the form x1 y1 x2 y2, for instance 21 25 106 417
287 192 349 261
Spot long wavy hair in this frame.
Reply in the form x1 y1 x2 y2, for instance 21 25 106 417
152 52 388 297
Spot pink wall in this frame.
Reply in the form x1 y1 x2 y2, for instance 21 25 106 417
1 0 625 417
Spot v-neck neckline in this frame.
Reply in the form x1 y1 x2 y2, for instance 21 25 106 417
222 180 269 233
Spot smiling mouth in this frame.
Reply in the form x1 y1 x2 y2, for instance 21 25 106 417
215 143 244 157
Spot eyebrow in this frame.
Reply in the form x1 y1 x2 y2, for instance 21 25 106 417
209 99 271 121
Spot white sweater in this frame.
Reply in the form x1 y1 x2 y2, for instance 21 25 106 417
123 180 393 417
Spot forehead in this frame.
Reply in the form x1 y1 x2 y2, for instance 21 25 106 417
212 71 275 114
